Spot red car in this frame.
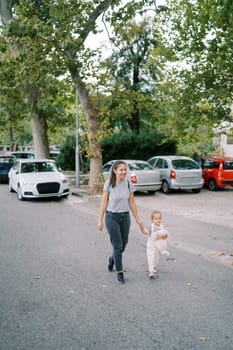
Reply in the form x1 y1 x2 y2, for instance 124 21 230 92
201 156 233 190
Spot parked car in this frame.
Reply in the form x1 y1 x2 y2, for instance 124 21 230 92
147 155 203 194
200 156 233 190
10 151 35 159
0 155 15 183
8 159 69 200
103 160 161 194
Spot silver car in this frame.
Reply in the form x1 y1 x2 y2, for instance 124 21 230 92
147 155 203 194
103 160 161 194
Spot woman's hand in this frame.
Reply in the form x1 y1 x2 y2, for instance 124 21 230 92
139 222 147 235
98 222 104 231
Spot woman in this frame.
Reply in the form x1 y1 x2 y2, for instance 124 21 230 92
98 160 145 284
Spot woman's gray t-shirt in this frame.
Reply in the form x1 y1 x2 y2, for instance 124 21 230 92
104 179 135 213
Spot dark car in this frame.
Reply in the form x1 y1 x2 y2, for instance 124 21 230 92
0 155 15 183
201 156 233 190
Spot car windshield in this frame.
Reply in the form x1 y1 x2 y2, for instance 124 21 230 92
128 162 153 171
223 161 233 170
172 159 200 170
21 162 57 173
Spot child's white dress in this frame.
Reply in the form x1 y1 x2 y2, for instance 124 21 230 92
146 224 170 273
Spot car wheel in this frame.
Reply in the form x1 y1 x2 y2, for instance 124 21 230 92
17 185 25 201
9 180 14 193
192 189 201 194
162 181 170 194
208 179 218 191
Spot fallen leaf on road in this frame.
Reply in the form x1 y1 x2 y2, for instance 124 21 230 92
187 282 198 289
199 336 207 342
229 262 233 266
91 241 96 245
35 275 42 279
192 285 198 289
229 253 233 257
208 252 216 256
217 252 225 256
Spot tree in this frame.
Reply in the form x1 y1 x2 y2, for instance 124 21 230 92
158 0 233 125
1 0 158 192
98 18 165 134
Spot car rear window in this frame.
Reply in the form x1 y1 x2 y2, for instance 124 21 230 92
128 162 153 171
223 161 233 170
172 159 200 170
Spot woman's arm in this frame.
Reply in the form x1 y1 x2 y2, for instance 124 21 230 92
97 190 108 231
129 193 146 234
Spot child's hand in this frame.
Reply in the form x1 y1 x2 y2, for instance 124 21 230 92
157 234 168 240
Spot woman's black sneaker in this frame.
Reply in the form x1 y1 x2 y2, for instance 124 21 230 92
107 256 114 272
116 272 125 284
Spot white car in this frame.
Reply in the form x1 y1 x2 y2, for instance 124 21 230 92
103 160 161 194
8 159 69 200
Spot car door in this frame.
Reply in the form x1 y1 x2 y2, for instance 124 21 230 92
154 158 167 179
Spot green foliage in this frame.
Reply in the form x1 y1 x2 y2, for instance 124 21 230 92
101 131 177 163
56 134 90 172
99 18 166 134
55 131 177 170
56 136 76 171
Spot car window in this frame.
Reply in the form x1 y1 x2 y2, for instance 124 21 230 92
172 159 200 170
164 160 169 169
148 159 155 167
103 164 113 172
128 162 153 171
154 159 163 169
223 161 233 170
203 160 219 169
21 163 35 173
12 153 34 159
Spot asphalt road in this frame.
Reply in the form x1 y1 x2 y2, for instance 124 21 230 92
0 185 233 350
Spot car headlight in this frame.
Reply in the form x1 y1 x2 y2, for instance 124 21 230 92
22 180 36 185
62 179 68 184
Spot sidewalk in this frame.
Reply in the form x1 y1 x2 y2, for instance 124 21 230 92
70 185 89 197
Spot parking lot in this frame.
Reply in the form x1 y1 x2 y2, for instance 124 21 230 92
132 187 233 229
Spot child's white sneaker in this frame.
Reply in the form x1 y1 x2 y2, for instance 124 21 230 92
148 271 157 279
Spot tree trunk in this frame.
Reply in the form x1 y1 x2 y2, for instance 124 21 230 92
76 80 103 194
0 0 12 25
30 111 49 159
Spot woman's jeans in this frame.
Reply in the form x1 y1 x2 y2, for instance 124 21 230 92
105 211 131 272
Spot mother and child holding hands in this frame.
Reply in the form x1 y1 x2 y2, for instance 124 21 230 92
98 160 170 284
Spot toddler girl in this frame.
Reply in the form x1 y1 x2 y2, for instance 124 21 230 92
143 210 170 278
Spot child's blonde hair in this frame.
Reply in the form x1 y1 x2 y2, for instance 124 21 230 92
150 210 162 222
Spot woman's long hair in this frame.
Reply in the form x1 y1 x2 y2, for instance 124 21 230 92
109 160 127 188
